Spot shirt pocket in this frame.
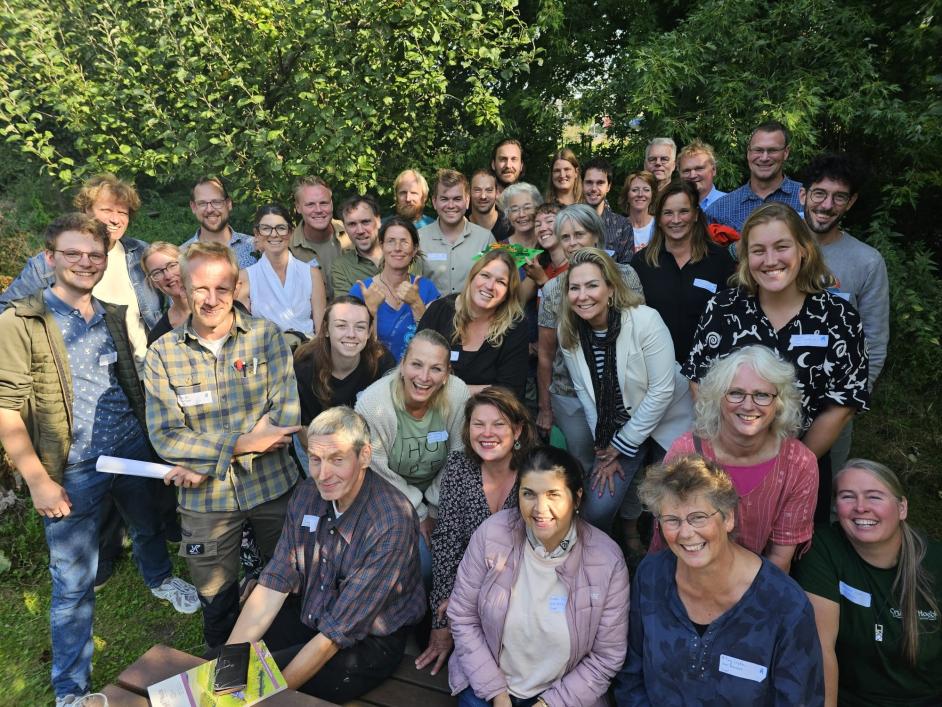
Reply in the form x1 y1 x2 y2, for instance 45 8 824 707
169 374 216 428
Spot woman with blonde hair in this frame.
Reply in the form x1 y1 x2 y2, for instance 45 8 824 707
684 202 869 522
545 148 583 206
794 459 942 707
558 247 692 546
617 170 657 251
650 345 818 573
418 249 528 399
141 242 188 345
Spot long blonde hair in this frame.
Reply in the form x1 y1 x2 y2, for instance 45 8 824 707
390 329 453 419
558 248 644 350
453 249 524 348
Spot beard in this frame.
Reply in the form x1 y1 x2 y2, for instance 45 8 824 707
396 202 423 221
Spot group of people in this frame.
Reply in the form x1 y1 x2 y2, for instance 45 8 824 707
0 123 937 707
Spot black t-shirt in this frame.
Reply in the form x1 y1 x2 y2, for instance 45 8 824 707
632 241 737 363
417 294 529 401
294 348 396 426
146 310 174 347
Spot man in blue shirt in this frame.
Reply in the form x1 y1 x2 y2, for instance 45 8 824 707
679 139 727 212
706 121 803 231
181 176 257 269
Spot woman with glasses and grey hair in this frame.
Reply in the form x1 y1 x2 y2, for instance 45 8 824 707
648 345 818 574
614 455 825 706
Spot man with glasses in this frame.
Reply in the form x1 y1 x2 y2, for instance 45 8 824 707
419 169 495 294
644 137 677 193
582 157 634 262
183 176 257 269
801 153 888 472
706 121 803 231
0 213 197 707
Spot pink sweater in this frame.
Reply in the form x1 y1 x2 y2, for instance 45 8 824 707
448 510 629 707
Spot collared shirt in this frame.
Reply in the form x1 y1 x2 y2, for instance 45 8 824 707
600 202 635 264
419 218 496 294
705 176 803 232
331 249 381 297
181 228 258 268
44 289 142 465
259 470 426 649
144 308 301 512
698 186 727 212
683 287 870 430
614 551 824 706
288 220 350 298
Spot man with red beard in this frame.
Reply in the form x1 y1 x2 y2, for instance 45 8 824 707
391 169 435 229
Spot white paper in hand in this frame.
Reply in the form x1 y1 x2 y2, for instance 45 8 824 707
96 455 174 480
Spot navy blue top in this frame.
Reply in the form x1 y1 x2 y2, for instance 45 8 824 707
614 550 824 706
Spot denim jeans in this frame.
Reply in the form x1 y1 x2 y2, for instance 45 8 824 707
457 687 540 707
580 440 665 535
44 436 171 697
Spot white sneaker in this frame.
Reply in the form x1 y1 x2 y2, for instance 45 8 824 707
151 576 200 614
55 693 108 707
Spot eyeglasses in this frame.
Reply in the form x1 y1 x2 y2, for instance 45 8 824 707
257 224 290 237
507 204 535 215
194 199 227 210
148 260 180 281
748 147 786 157
807 188 852 207
724 389 777 406
54 249 106 265
658 509 722 531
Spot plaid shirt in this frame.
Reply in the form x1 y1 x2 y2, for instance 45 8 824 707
143 309 301 512
601 202 635 264
259 470 426 649
705 176 803 232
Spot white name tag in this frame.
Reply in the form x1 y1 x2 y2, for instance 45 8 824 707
98 352 118 366
604 249 615 257
427 252 448 262
177 390 213 407
718 654 767 683
693 278 717 293
450 350 460 362
309 257 319 267
427 430 449 444
548 595 567 613
839 581 872 607
790 334 828 348
301 515 319 533
833 291 850 301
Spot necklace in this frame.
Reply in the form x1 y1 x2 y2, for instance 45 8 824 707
378 273 403 307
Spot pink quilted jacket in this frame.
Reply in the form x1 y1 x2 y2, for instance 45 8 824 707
447 509 629 707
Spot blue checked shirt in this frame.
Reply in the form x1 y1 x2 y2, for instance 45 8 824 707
181 229 258 268
143 309 300 512
705 176 803 232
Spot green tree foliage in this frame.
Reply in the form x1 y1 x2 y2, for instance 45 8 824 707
0 0 536 198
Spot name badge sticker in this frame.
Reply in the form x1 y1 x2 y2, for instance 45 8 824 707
427 430 449 444
692 278 717 293
98 352 118 366
301 515 319 533
604 249 615 257
839 581 872 607
718 654 767 683
549 595 567 613
177 390 214 407
427 252 448 262
789 334 829 348
450 350 460 362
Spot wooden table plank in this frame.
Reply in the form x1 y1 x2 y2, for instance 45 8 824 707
116 644 204 695
388 660 451 694
101 684 150 707
353 679 457 707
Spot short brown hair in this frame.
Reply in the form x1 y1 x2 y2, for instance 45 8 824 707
191 176 230 201
73 173 141 218
44 212 110 252
434 169 469 197
180 241 239 289
639 454 739 517
461 387 537 470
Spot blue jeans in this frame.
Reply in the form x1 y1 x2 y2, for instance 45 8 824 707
457 688 539 706
580 440 664 534
44 436 172 697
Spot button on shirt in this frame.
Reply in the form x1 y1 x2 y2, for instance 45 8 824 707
705 177 803 232
181 229 258 268
144 309 301 512
419 219 495 294
44 289 142 465
258 470 426 649
698 186 727 212
600 202 635 264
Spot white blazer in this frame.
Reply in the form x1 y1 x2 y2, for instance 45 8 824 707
559 306 693 452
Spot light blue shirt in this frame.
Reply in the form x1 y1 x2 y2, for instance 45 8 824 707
699 186 727 212
181 228 258 268
706 176 803 232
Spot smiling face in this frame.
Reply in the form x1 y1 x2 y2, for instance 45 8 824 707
535 211 559 251
519 469 579 551
400 339 449 410
468 258 510 313
645 144 676 186
659 493 734 570
658 191 697 243
470 173 497 215
558 218 598 257
46 230 107 297
380 225 416 272
492 143 523 186
90 191 131 243
469 403 520 464
184 255 237 337
552 159 576 194
679 152 716 199
190 182 232 235
432 184 469 229
582 168 611 208
746 219 803 296
801 177 857 236
835 467 907 550
747 130 789 184
308 432 369 512
342 202 381 255
506 192 537 235
567 262 613 329
627 177 653 214
327 302 371 359
255 213 290 257
721 364 777 440
296 184 334 232
144 250 184 299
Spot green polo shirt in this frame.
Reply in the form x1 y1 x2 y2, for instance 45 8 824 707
288 220 350 298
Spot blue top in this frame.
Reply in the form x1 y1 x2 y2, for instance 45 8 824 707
349 275 440 360
181 229 258 268
705 176 803 232
43 289 143 465
614 550 824 706
699 186 728 212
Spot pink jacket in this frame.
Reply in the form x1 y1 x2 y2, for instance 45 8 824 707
448 509 629 707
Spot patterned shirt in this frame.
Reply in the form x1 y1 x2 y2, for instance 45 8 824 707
705 176 803 232
44 289 142 465
429 451 518 628
143 309 301 512
181 228 257 268
600 202 635 264
683 288 870 430
615 551 824 705
259 470 426 649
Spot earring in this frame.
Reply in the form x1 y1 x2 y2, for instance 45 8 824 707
607 296 614 307
513 439 521 450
